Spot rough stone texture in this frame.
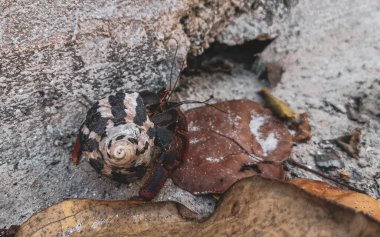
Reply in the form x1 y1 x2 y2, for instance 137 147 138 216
260 0 380 197
182 0 296 54
217 0 298 45
0 0 291 226
178 0 380 201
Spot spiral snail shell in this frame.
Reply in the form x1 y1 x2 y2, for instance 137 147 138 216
77 92 157 183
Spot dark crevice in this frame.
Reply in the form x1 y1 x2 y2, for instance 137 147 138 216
183 39 274 76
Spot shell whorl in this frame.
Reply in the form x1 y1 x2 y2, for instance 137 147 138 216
100 124 152 169
106 139 135 164
79 92 155 183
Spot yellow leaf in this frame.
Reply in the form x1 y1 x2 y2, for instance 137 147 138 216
258 87 298 120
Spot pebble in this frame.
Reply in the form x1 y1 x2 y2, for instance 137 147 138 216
314 149 344 171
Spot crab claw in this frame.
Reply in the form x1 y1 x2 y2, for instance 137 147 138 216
138 164 169 201
71 135 81 165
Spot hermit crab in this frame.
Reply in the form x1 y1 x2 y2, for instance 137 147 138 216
72 88 188 201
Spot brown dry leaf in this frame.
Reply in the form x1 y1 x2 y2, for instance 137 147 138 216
171 99 292 194
291 178 380 222
333 128 362 158
291 112 312 143
16 177 380 237
258 87 298 120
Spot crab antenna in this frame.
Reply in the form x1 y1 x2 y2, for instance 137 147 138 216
163 96 229 114
167 38 180 97
166 59 185 102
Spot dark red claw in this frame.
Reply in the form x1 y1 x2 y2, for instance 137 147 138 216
71 135 81 165
139 165 169 201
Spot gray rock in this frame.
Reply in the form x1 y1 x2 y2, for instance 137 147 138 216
314 149 344 172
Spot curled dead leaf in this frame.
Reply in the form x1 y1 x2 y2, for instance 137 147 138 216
291 112 312 143
15 177 380 237
171 99 292 194
333 128 361 158
290 178 380 222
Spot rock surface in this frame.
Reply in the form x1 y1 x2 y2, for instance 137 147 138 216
178 0 380 201
260 0 380 197
0 0 291 226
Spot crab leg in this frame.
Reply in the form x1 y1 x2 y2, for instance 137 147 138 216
137 127 182 200
139 164 169 201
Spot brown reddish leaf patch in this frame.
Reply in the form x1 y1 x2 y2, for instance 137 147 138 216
171 99 292 194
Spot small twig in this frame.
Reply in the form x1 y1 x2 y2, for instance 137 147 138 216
287 158 367 194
